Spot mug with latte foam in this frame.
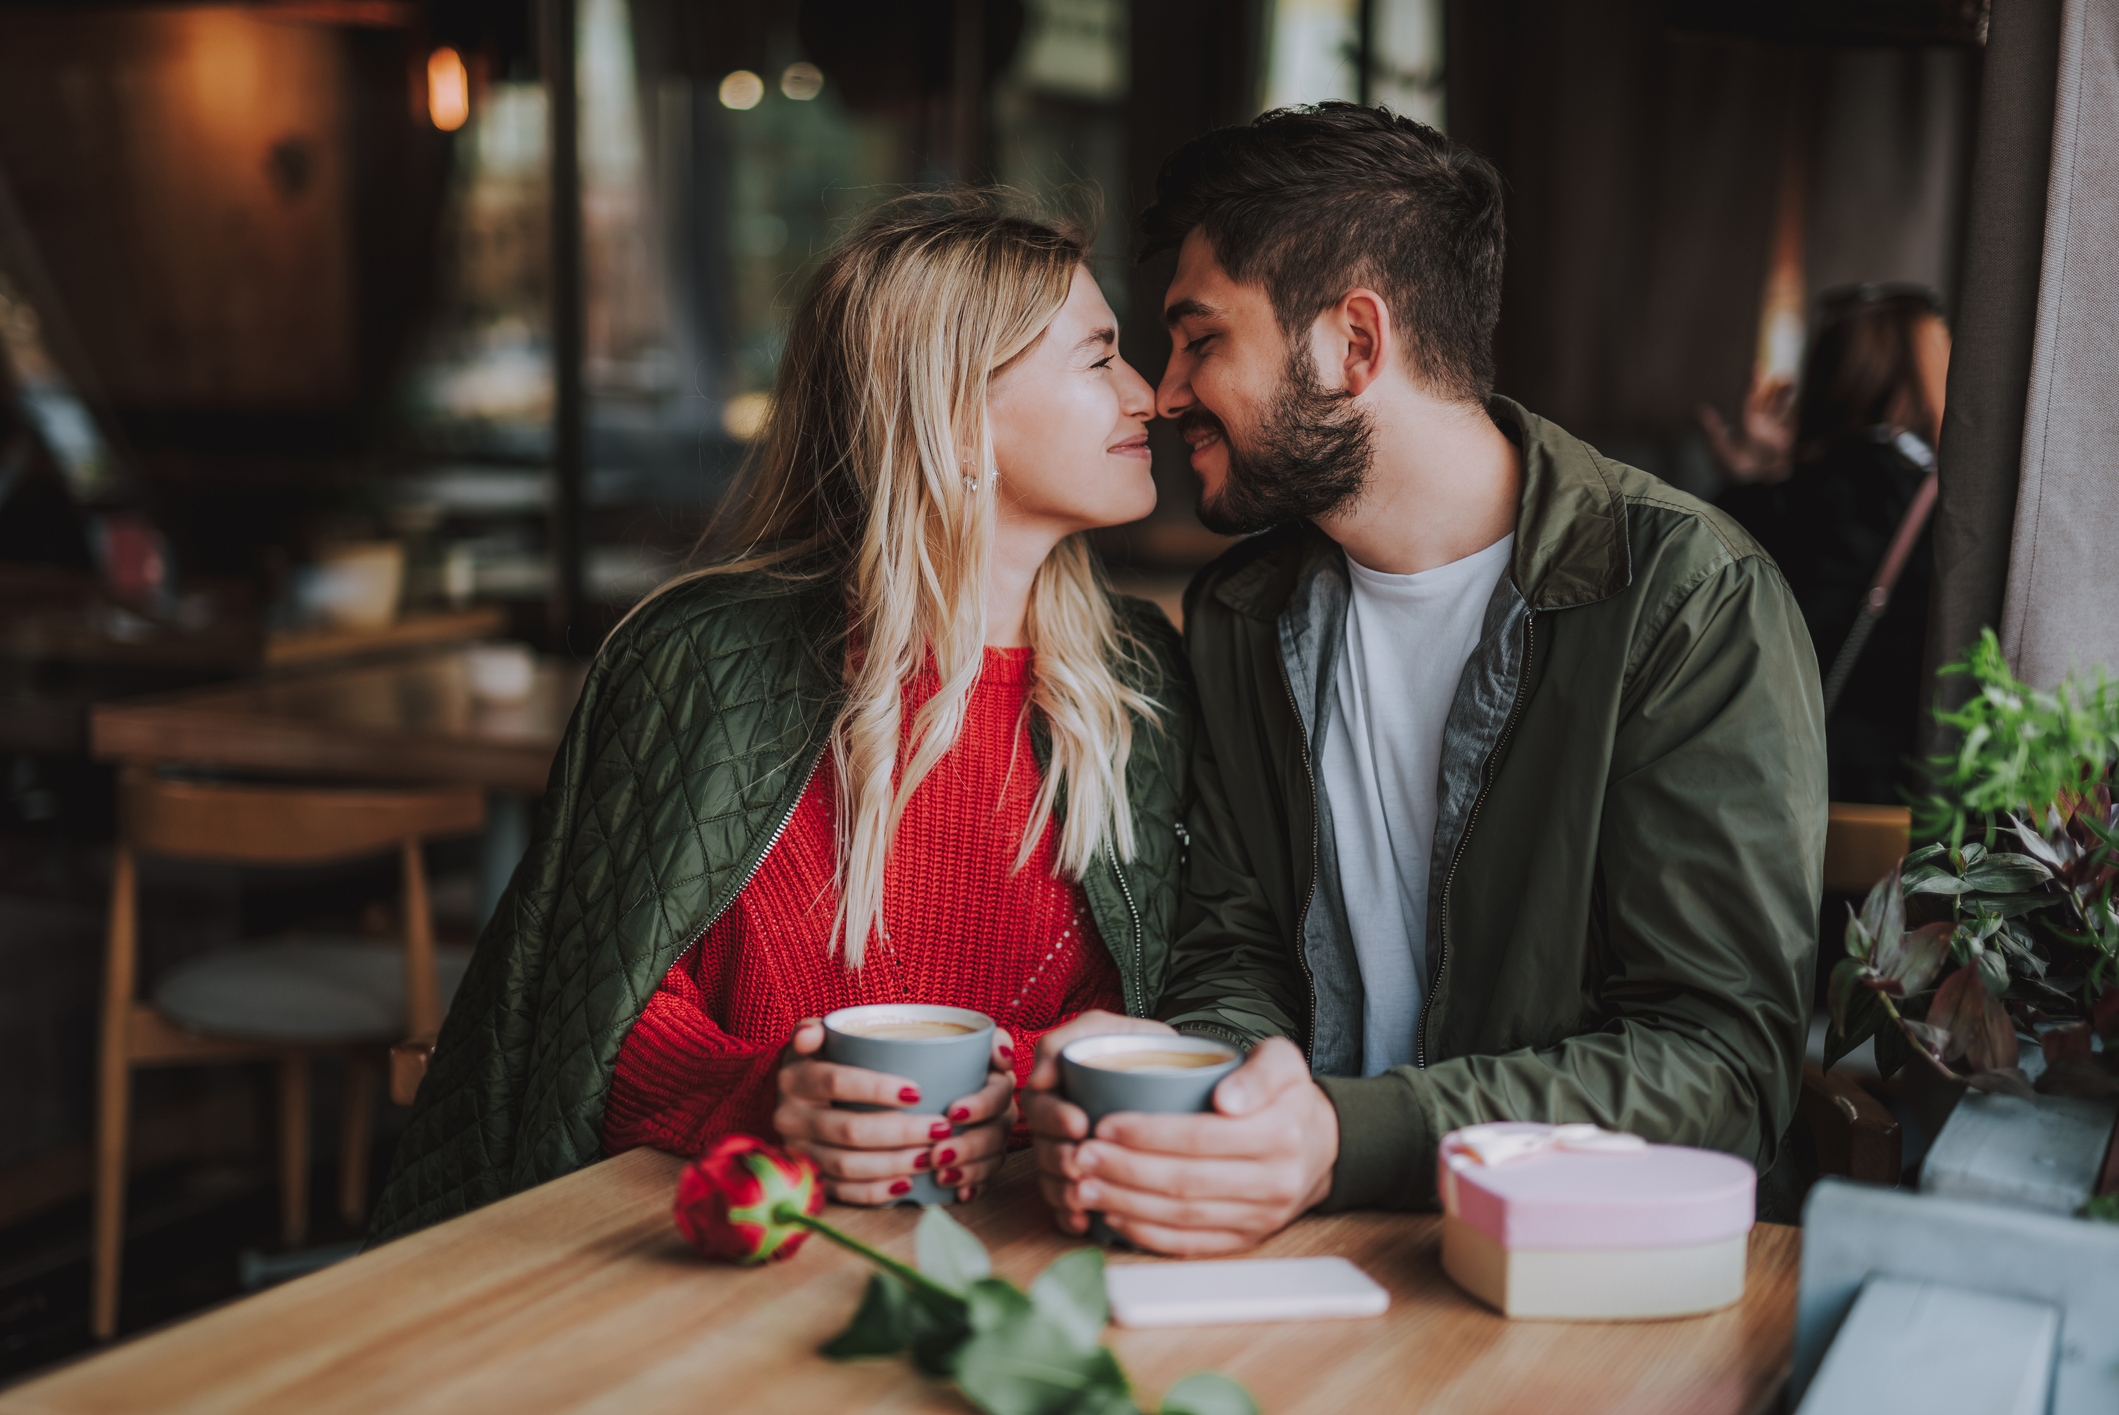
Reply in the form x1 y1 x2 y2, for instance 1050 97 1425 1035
1059 1033 1244 1242
821 1004 995 1206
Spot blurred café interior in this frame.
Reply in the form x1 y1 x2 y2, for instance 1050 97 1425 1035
0 0 2056 1381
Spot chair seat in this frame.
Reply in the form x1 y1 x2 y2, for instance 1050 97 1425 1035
152 937 473 1046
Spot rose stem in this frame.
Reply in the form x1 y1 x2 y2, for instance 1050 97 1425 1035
776 1207 965 1308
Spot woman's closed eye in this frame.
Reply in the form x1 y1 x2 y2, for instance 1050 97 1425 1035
1089 354 1115 371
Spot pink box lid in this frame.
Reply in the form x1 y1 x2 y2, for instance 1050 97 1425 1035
1438 1123 1755 1251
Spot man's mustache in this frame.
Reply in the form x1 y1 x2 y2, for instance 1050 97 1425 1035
1175 408 1228 446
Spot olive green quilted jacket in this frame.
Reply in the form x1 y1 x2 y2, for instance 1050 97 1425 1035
369 568 1192 1243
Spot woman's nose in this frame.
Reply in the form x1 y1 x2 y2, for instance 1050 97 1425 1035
1116 358 1154 419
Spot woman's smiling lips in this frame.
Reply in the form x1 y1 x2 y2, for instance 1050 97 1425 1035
1107 433 1152 459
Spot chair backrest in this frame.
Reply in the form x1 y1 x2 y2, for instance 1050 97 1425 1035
1823 803 1911 896
120 769 485 864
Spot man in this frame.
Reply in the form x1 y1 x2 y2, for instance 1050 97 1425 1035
1026 103 1826 1254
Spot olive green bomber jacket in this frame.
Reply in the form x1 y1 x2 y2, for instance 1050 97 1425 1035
1159 398 1827 1210
369 568 1193 1243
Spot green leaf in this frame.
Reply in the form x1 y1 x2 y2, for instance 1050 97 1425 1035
821 1271 973 1373
1908 873 1975 896
822 1273 917 1360
1973 891 2051 919
1160 1373 1261 1415
1823 979 1885 1070
1977 947 2011 996
1872 1016 1913 1081
1027 1248 1108 1353
917 1205 993 1296
1962 858 2054 893
1827 958 1873 1036
954 1277 1131 1415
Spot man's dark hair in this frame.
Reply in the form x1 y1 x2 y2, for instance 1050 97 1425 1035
1140 102 1506 403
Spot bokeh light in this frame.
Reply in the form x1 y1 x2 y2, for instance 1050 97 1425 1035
718 70 764 110
427 47 469 132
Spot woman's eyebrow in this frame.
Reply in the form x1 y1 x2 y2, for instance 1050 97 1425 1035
1073 326 1117 356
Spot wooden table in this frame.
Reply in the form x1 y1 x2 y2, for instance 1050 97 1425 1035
90 646 586 794
0 1150 1799 1415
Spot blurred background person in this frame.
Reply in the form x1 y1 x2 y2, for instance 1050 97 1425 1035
1708 284 1950 804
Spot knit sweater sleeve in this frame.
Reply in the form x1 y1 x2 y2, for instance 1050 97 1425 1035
601 957 784 1158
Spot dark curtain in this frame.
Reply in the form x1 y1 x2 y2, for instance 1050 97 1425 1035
1445 0 1793 467
1923 0 2061 741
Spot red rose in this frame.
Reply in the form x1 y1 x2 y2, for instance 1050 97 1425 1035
674 1134 827 1265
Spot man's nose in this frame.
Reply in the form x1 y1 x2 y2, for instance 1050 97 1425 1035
1156 355 1193 422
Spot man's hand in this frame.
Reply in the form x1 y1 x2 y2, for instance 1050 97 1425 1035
774 1019 1015 1204
1027 1031 1339 1254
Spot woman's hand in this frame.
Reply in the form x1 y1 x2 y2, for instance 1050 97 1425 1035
773 1019 1018 1204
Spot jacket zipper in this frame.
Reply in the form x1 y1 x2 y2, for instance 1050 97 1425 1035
677 746 826 955
1105 840 1146 1016
1416 610 1536 1069
1278 654 1322 1066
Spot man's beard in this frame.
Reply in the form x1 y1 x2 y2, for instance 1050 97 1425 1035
1184 346 1374 536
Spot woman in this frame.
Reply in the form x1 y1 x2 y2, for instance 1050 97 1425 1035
1717 284 1949 803
369 195 1193 1238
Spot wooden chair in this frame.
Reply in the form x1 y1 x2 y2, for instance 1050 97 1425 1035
1799 802 1915 1187
1823 802 1912 896
95 768 483 1339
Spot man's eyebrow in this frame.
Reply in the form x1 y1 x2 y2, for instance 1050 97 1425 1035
1164 297 1217 327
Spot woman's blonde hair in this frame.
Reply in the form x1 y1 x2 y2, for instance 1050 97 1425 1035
625 192 1159 966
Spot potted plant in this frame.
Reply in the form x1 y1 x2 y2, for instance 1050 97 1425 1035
1825 631 2119 1217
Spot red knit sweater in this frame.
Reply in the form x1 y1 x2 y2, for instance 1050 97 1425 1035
601 647 1123 1158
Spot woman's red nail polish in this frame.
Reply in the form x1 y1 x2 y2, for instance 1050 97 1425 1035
936 1148 957 1166
914 1153 931 1169
949 1106 971 1123
930 1121 953 1139
964 1185 979 1200
998 1045 1014 1062
889 1180 912 1196
941 1167 963 1185
899 1087 921 1104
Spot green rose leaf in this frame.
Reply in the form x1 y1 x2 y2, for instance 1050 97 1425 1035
823 1273 917 1359
821 1271 971 1371
955 1276 1132 1415
1028 1247 1109 1352
1160 1372 1262 1415
917 1205 994 1296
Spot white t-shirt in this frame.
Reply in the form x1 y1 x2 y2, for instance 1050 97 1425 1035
1319 534 1514 1077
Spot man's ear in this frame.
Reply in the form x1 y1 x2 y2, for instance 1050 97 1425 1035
1332 288 1394 397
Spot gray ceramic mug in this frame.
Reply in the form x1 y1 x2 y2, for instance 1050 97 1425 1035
1059 1032 1244 1242
821 1004 996 1206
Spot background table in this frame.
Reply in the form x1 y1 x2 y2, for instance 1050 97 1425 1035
0 1149 1799 1415
91 646 587 919
90 646 586 794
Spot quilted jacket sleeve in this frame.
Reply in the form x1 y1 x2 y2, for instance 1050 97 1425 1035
366 642 617 1243
369 573 841 1245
